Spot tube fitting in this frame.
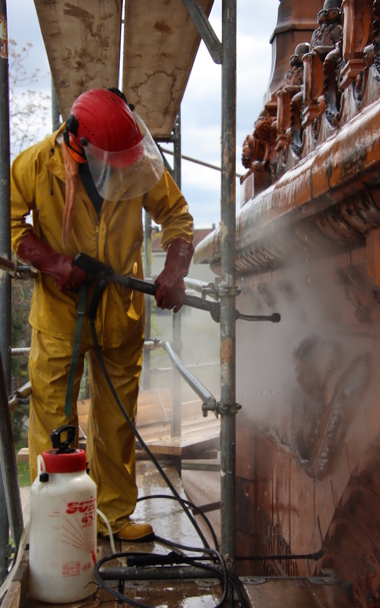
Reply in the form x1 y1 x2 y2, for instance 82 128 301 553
202 401 242 417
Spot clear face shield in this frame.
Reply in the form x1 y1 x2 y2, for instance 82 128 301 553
82 113 164 201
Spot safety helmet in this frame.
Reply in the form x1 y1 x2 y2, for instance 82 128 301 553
64 88 164 201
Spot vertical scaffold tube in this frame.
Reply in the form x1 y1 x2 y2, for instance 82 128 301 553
51 77 60 131
143 210 152 390
220 0 237 575
171 111 182 438
0 0 11 392
0 0 11 581
0 347 23 553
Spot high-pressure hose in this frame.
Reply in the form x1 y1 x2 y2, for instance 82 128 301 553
88 312 209 548
87 281 246 607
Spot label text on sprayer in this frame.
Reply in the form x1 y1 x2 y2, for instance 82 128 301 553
65 497 96 526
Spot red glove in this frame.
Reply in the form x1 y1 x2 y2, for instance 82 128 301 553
17 233 87 292
155 238 194 312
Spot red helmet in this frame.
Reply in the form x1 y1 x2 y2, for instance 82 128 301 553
67 88 143 163
63 87 163 201
61 88 164 248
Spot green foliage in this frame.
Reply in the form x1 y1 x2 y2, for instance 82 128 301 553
14 444 31 487
9 39 51 159
79 354 90 400
11 279 33 444
17 462 31 488
11 404 29 444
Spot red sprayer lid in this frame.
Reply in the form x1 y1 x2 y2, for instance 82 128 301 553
42 448 87 474
42 424 87 473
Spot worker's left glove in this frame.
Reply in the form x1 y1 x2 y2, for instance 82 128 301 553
155 238 194 312
17 233 87 293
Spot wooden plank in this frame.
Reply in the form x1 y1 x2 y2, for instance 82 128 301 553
18 418 220 461
2 582 21 608
138 418 220 443
142 430 220 457
180 580 223 607
241 578 353 608
125 461 203 547
77 399 90 416
114 579 224 607
78 388 173 438
131 579 185 606
78 394 203 425
33 0 122 120
34 0 215 136
22 573 222 607
242 579 317 607
24 586 116 608
17 448 29 463
305 579 353 607
136 388 172 427
123 0 214 137
138 387 172 408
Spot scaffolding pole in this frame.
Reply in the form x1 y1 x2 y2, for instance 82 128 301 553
220 0 237 575
0 0 24 580
0 347 23 553
143 210 152 390
171 111 182 438
0 0 11 396
51 77 60 131
0 0 10 581
182 0 237 575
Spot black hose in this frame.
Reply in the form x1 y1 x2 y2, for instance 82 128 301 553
95 556 246 608
89 299 247 607
94 544 229 608
137 494 219 552
90 319 209 548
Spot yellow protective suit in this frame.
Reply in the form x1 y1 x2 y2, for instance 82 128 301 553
11 124 193 535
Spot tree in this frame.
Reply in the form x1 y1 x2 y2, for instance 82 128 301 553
11 278 33 444
9 40 51 442
9 39 51 160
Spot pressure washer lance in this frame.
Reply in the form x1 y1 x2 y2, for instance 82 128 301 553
73 253 281 324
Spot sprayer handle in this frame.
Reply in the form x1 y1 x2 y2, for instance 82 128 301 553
50 425 76 451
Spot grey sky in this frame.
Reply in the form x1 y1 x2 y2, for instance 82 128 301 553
8 0 280 228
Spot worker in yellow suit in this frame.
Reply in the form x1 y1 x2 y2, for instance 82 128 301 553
11 88 194 541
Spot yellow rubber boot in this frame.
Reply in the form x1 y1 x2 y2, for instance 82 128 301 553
115 520 154 542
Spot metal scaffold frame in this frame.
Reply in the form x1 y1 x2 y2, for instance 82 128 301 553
0 0 24 583
219 0 237 574
154 0 238 571
153 110 184 439
0 0 238 582
163 0 237 573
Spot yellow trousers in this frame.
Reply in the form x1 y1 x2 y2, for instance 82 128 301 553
28 328 144 535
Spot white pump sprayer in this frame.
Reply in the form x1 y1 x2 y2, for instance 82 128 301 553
29 425 97 603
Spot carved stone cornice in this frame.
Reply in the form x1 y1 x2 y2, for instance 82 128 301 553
340 0 373 90
240 111 277 197
195 99 380 288
263 0 324 107
197 0 380 296
235 0 380 213
276 43 310 156
323 43 343 126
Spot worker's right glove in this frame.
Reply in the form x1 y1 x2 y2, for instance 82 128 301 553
155 238 194 312
17 233 87 293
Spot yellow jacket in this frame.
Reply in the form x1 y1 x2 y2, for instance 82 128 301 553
11 125 193 348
